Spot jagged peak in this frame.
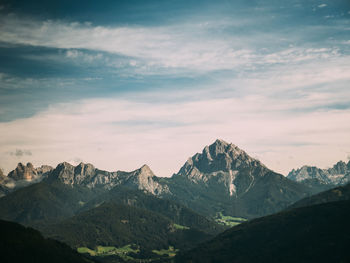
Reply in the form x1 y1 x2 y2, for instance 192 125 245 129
300 165 318 170
26 162 34 169
213 138 229 145
140 164 151 171
136 164 155 177
74 162 95 175
333 160 347 168
12 162 34 172
16 162 25 169
205 139 255 163
0 168 5 178
76 162 95 169
176 139 267 178
77 162 93 167
56 162 75 170
207 139 242 155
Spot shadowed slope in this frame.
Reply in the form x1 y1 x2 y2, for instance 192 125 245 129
175 199 350 263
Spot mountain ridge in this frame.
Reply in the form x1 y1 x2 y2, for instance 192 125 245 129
287 160 350 186
1 139 313 220
0 162 53 197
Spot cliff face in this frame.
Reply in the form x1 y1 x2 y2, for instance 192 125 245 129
174 139 269 196
47 162 169 194
0 163 53 197
288 160 350 186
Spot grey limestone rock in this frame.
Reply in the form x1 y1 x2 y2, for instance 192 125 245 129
287 160 350 186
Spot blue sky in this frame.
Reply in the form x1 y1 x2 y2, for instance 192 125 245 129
0 0 350 176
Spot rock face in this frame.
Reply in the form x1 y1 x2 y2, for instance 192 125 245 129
116 165 170 195
0 163 53 197
175 139 268 196
7 162 53 182
168 139 310 218
48 162 100 186
0 169 11 197
287 160 350 186
42 139 308 218
0 169 6 184
0 139 310 218
8 163 38 181
47 162 169 195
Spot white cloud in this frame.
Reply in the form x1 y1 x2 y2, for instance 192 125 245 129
0 15 345 74
1 12 350 177
65 49 103 62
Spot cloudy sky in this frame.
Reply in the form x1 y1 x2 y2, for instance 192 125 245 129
0 0 350 176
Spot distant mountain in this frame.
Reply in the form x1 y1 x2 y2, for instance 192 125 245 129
0 139 335 262
46 162 169 195
287 160 350 190
289 182 350 209
0 162 53 197
0 169 10 197
163 139 311 218
0 168 6 183
175 199 350 263
0 139 312 221
41 202 214 259
0 219 92 263
8 162 52 181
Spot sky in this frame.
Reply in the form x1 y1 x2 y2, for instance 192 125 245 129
0 0 350 177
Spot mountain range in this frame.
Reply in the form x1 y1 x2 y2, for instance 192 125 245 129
1 139 347 262
163 139 312 218
0 139 314 219
287 160 350 191
0 162 52 197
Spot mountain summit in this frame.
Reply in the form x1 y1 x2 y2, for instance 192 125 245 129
167 139 310 218
287 160 350 188
47 162 169 195
174 139 268 196
0 163 53 197
0 139 312 219
8 162 52 181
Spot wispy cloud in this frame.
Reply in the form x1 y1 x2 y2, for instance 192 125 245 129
0 14 347 75
7 149 32 157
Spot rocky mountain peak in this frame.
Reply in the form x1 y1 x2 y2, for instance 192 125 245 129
0 168 7 184
45 161 168 195
26 162 34 169
174 139 269 196
74 162 95 176
178 139 265 177
8 162 38 181
50 162 98 186
118 164 169 195
209 139 230 153
287 160 350 186
331 161 347 174
57 162 75 170
138 164 154 177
